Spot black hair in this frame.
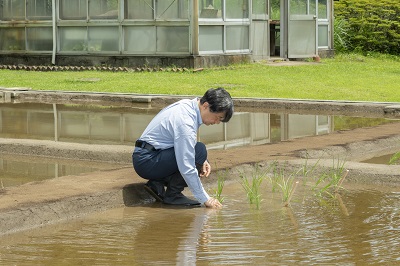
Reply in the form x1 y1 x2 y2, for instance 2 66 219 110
200 87 234 122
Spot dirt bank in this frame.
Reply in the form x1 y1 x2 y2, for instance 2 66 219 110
0 90 399 236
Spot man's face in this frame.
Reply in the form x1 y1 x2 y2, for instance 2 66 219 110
201 102 225 126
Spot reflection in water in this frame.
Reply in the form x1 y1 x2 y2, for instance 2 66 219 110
0 102 336 148
0 184 399 265
0 103 397 188
0 154 116 188
1 102 395 149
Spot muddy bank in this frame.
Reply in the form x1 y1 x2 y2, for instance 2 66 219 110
0 90 399 236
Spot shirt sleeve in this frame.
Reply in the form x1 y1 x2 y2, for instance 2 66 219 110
174 119 210 204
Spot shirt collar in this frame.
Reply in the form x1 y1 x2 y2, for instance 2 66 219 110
193 98 203 126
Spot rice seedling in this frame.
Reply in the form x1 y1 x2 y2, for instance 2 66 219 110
312 157 348 198
388 152 400 165
268 161 281 193
300 154 320 185
284 181 299 207
213 169 227 203
330 157 348 192
312 172 330 197
267 162 301 206
334 169 349 193
274 166 300 206
239 165 266 209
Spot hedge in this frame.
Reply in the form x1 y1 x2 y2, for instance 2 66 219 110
334 0 400 55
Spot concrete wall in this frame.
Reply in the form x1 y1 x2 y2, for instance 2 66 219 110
0 54 252 68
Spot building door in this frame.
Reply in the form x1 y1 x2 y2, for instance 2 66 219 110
282 0 318 59
251 0 270 60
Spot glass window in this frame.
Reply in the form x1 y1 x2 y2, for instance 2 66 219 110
156 0 188 20
310 0 317 16
88 27 119 52
0 28 25 50
199 26 223 52
198 0 222 19
252 0 268 16
226 26 249 50
0 0 25 20
318 24 328 47
289 0 307 15
124 26 156 53
89 0 118 20
318 0 327 19
27 0 52 20
226 0 249 19
270 0 280 20
125 0 154 20
156 26 189 53
27 27 53 51
60 0 87 20
59 27 87 51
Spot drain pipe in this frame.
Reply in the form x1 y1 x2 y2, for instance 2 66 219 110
51 0 56 65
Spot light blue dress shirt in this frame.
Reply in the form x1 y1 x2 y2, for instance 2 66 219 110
139 98 210 203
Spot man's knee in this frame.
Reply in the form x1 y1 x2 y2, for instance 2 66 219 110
195 142 207 163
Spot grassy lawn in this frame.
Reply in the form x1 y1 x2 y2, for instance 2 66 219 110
0 53 399 102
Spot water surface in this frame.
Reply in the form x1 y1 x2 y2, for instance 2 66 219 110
1 182 398 265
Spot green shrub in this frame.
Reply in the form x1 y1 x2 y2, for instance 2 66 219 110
334 0 400 55
333 17 350 52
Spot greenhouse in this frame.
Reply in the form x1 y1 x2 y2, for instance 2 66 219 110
0 0 334 68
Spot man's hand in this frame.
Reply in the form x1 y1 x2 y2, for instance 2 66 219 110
200 160 211 177
204 197 222 209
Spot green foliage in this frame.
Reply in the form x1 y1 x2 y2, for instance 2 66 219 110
239 166 266 209
269 162 300 206
213 169 227 203
300 155 320 185
270 0 280 20
333 17 350 52
312 157 348 198
388 152 400 165
334 0 400 55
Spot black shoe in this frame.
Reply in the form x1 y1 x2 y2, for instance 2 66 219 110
163 193 201 206
144 182 164 202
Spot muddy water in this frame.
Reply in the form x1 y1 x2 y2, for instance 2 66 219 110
362 153 395 165
1 101 399 264
0 102 395 147
0 102 396 188
1 182 398 265
0 154 121 188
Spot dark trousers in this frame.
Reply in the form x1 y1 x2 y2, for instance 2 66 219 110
132 142 207 187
